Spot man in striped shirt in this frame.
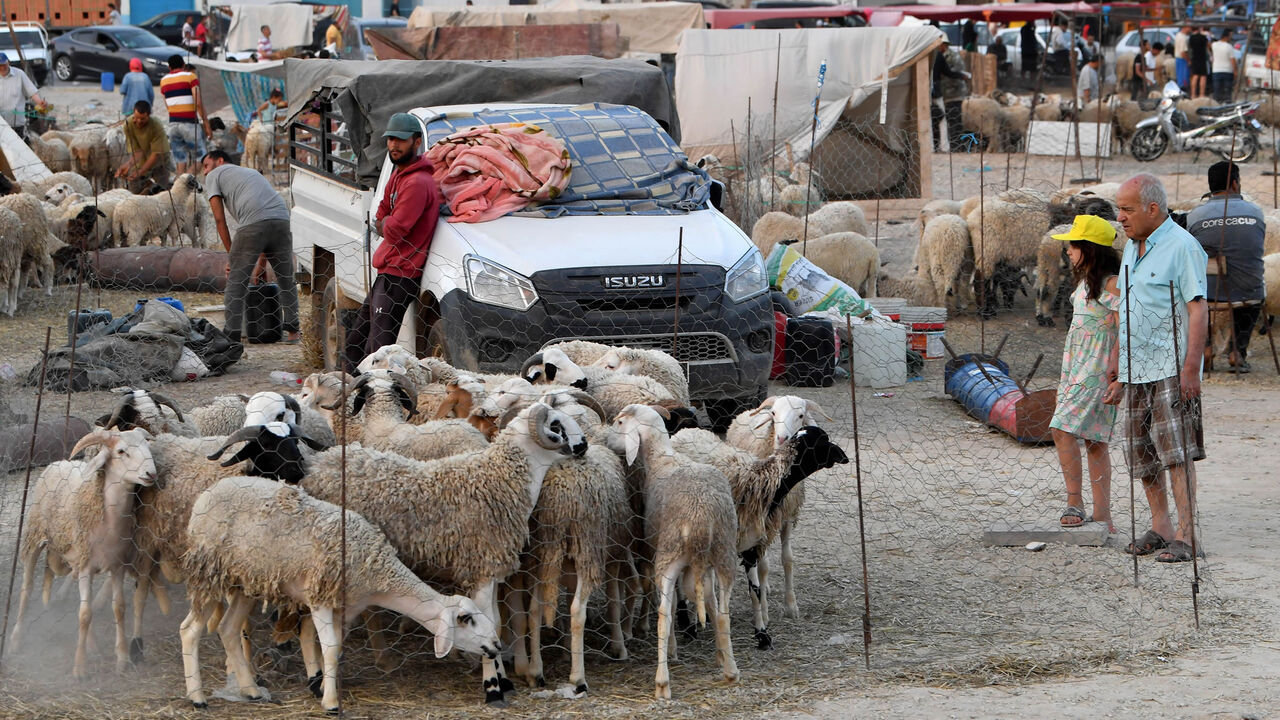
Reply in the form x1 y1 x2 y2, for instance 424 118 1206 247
159 55 210 176
257 25 275 61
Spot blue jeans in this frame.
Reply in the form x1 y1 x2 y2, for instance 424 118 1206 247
1175 58 1189 89
1212 72 1234 103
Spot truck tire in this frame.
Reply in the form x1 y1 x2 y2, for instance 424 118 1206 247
704 385 768 434
427 318 451 364
53 55 73 82
317 282 343 371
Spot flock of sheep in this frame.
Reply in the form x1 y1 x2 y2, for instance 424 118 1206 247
6 339 850 710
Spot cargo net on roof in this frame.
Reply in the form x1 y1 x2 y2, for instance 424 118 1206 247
0 97 1260 720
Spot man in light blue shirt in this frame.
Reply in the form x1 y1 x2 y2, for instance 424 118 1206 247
1108 173 1208 564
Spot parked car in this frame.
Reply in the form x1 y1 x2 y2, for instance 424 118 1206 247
340 17 408 61
992 26 1048 75
1115 27 1178 56
136 11 230 51
50 26 186 83
0 22 51 86
939 21 993 51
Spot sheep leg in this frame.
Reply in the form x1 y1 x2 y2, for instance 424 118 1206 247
180 603 209 708
506 572 532 685
365 610 397 672
311 606 343 713
298 612 322 696
111 568 128 673
742 548 770 650
130 556 155 662
216 594 263 701
8 546 39 652
73 570 93 680
712 569 740 683
781 521 799 619
605 564 629 661
524 577 545 688
568 573 588 696
757 546 772 631
654 562 681 700
473 581 512 705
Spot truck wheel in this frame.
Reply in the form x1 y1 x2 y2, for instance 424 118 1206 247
53 55 73 82
316 282 343 371
427 318 451 363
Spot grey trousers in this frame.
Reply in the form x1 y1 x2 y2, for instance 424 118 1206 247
224 217 298 338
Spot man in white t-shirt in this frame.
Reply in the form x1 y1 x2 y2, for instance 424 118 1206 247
1210 30 1236 103
1174 26 1191 90
1145 43 1159 86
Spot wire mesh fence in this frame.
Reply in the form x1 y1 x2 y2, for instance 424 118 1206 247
0 86 1267 720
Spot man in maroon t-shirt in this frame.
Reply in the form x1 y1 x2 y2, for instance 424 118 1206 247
343 113 441 373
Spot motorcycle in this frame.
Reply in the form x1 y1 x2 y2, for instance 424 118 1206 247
1130 82 1263 163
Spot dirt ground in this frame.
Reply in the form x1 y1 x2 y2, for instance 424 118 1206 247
1 91 1278 717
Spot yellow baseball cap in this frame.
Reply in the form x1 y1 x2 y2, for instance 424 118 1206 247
1051 214 1115 247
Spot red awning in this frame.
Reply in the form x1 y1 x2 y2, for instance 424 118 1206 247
868 2 1097 24
702 6 867 30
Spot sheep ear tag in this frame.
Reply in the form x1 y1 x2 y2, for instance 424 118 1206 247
427 611 456 658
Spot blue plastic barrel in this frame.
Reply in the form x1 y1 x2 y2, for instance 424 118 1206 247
944 358 1020 424
100 72 114 91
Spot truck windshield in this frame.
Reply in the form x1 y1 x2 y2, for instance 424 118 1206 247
0 32 43 51
425 104 712 217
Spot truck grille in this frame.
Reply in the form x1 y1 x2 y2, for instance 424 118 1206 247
543 332 737 364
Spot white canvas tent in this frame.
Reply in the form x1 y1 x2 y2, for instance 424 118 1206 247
407 0 704 55
675 27 943 199
224 3 314 53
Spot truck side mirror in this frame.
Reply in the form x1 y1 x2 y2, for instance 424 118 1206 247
708 179 725 212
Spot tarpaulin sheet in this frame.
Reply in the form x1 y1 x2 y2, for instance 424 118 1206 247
225 3 313 53
188 56 286 126
674 27 940 165
425 104 710 217
407 0 704 55
283 56 679 185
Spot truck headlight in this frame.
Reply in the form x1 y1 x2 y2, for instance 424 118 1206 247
465 255 538 311
725 249 767 302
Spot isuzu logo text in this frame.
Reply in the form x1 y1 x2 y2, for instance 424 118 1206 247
602 275 665 289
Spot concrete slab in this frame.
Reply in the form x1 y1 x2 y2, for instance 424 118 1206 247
983 519 1111 547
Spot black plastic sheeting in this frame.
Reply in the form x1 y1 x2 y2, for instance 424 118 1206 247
283 56 680 185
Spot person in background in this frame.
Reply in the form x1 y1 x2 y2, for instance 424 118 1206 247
250 87 286 122
202 150 298 344
342 113 441 373
194 15 209 58
107 2 121 24
181 15 200 54
931 38 970 153
159 55 210 178
1021 22 1039 79
116 100 171 192
1189 26 1210 98
1077 53 1100 105
1146 42 1162 87
119 57 153 117
962 20 978 52
1051 19 1072 74
1131 40 1149 101
1174 25 1191 92
1187 161 1266 373
1049 215 1122 532
1210 29 1236 103
257 25 275 61
1113 173 1209 564
389 0 402 17
0 54 45 141
990 35 1010 79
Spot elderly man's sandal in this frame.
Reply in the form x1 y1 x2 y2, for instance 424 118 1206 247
1125 529 1167 556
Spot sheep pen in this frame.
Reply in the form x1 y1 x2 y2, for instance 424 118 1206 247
0 106 1277 717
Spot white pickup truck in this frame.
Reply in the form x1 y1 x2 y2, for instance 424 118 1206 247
289 100 774 428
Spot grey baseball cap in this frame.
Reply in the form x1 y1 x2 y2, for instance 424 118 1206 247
382 112 422 139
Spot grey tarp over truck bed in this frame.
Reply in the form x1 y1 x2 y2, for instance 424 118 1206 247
282 56 681 186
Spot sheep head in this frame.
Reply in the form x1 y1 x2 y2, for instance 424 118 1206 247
748 395 831 448
521 348 588 389
206 422 327 484
97 389 186 433
299 371 356 412
244 391 298 427
426 596 501 660
44 183 77 205
350 370 418 419
770 425 848 516
433 376 486 420
607 404 670 466
502 401 586 458
71 428 159 488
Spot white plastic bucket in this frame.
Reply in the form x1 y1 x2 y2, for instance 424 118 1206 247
849 318 906 388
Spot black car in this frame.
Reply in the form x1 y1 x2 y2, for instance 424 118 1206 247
137 11 229 50
49 26 188 84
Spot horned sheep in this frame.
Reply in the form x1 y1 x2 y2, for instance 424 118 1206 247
522 347 677 421
112 173 202 247
8 429 158 678
338 369 490 460
180 476 502 712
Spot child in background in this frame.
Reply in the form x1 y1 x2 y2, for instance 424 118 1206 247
250 88 286 122
1048 215 1123 532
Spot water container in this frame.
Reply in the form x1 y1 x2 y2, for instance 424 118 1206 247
849 318 907 389
134 297 184 313
901 305 947 359
67 309 112 344
866 297 906 322
100 72 114 91
244 283 283 344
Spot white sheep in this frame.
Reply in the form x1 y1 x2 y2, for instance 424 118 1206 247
919 213 975 311
962 96 1010 151
725 396 830 620
180 476 502 712
341 369 490 460
0 192 59 296
8 429 157 678
188 392 336 447
298 401 587 705
112 173 201 247
807 201 869 237
606 404 739 699
967 192 1053 311
27 132 71 173
750 210 803 257
917 199 963 243
243 119 273 174
778 183 822 217
523 347 677 421
590 346 690 405
800 231 880 298
0 207 24 317
24 171 93 199
96 388 200 437
68 126 113 192
1265 254 1280 320
671 423 847 649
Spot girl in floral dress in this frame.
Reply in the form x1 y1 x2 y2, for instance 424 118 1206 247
1049 215 1123 531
